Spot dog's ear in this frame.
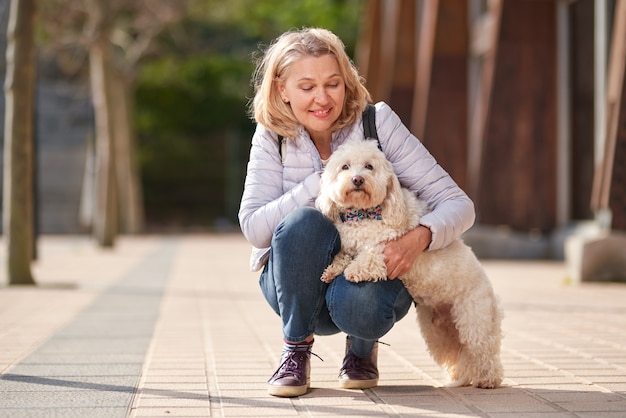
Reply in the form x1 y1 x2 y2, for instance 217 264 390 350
382 169 408 228
316 193 341 222
316 177 342 222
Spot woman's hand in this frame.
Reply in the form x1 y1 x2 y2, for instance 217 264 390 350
383 225 432 279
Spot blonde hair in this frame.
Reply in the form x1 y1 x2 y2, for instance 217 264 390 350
250 27 371 138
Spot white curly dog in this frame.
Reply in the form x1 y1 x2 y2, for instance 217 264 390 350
316 139 503 389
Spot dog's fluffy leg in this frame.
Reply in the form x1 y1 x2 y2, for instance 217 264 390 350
416 303 465 385
321 251 352 283
344 243 387 282
450 283 504 389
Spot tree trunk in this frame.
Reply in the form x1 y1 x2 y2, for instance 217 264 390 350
110 68 144 234
2 0 37 285
88 0 117 247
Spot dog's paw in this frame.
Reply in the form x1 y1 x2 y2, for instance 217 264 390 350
343 264 366 282
320 267 339 283
475 378 502 389
345 273 365 282
344 267 385 282
320 273 336 283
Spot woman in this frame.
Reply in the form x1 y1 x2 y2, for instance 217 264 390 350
238 27 475 397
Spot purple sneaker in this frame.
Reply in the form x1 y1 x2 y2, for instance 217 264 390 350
339 337 379 389
268 345 312 397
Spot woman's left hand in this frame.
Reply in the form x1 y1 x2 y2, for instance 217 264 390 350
383 225 432 279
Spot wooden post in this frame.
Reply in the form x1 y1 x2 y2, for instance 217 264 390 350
467 0 502 204
415 0 469 189
412 0 438 139
356 0 385 101
388 0 417 125
591 0 626 230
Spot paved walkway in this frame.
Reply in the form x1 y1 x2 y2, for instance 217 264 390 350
0 234 625 417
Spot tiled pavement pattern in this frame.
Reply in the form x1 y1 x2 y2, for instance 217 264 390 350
0 235 625 417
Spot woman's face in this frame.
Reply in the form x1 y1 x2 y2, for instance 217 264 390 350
278 54 346 141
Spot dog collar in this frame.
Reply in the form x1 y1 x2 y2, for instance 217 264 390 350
340 205 383 223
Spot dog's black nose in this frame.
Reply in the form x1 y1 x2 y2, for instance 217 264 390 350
352 176 364 187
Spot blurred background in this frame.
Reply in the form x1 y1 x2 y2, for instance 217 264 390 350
1 0 625 261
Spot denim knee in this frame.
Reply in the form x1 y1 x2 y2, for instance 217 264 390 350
326 276 413 340
273 207 336 247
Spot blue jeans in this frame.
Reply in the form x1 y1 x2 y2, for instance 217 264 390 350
259 207 413 357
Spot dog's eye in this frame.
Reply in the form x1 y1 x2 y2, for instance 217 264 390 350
341 164 350 170
365 163 374 170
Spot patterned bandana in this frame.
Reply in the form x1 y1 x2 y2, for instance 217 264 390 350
340 205 383 223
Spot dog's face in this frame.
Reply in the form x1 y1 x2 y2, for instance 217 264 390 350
317 139 402 221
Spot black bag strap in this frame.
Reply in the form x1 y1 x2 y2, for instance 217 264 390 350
277 134 286 164
363 103 378 139
362 103 381 151
277 103 381 162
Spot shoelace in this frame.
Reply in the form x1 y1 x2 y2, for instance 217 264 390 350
272 349 323 380
342 350 367 371
342 340 388 372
